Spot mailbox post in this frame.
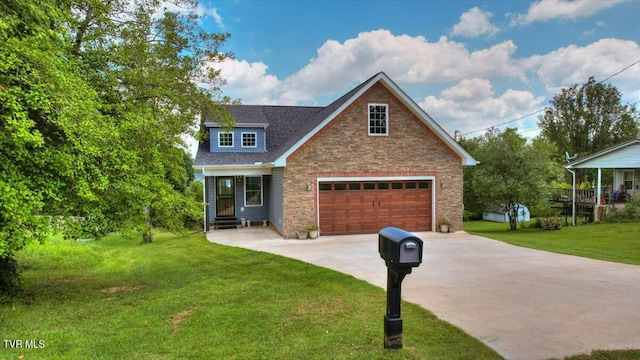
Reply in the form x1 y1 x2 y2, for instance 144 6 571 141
378 227 423 349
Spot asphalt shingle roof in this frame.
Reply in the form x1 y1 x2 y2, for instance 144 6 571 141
194 72 378 167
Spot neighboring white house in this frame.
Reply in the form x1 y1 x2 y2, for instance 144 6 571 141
564 138 640 224
565 138 640 202
483 204 530 223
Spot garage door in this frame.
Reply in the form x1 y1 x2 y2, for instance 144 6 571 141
318 180 432 235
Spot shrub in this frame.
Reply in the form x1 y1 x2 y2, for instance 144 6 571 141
609 196 640 222
539 217 563 230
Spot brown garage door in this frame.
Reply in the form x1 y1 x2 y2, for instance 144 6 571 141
318 180 432 235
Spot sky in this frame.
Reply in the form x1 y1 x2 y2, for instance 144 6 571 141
193 0 640 139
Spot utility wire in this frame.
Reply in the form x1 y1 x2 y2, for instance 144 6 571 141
463 58 640 137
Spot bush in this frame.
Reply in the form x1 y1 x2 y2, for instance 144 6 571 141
530 203 560 219
0 256 20 300
609 196 640 222
539 217 563 230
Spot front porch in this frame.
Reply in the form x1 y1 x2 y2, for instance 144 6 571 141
550 187 632 223
201 173 275 232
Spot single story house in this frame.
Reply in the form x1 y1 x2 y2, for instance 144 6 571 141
483 204 530 223
564 138 639 222
194 72 477 238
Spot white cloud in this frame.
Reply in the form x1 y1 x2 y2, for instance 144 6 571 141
160 1 225 29
523 38 640 99
418 78 545 136
278 30 524 104
205 30 640 138
211 59 281 104
451 7 499 38
510 0 626 26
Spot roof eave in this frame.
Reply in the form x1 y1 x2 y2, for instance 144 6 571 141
273 72 478 167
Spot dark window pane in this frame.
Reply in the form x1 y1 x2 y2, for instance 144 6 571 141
391 182 403 190
334 183 346 191
320 184 332 191
418 181 430 189
349 183 361 191
363 183 375 190
405 182 416 189
377 182 389 190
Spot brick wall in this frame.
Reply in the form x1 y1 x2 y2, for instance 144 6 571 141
282 83 464 238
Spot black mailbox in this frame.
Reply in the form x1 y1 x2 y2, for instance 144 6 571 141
379 227 423 270
378 227 424 349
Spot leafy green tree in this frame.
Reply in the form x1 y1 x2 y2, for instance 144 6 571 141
471 128 553 230
1 0 110 293
1 0 233 294
538 77 639 182
67 0 234 242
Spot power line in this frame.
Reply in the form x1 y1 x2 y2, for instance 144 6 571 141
462 58 640 137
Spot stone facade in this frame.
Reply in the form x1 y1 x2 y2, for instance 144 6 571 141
282 83 464 238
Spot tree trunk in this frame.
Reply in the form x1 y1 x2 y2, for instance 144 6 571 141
142 206 153 243
142 231 153 243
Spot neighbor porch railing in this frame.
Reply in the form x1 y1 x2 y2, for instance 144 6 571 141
549 188 597 205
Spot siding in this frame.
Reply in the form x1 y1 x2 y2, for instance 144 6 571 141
577 144 640 168
236 176 270 223
269 168 285 235
209 128 266 153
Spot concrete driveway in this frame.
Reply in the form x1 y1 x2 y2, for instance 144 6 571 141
207 228 640 360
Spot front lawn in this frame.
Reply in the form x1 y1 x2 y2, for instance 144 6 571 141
463 220 640 266
2 231 500 359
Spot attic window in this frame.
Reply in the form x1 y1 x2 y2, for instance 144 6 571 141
242 132 257 148
368 104 388 136
218 132 233 147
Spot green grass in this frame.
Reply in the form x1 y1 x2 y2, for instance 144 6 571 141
463 220 640 265
2 231 501 359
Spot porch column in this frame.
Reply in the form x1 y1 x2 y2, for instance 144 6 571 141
596 168 601 205
202 168 207 232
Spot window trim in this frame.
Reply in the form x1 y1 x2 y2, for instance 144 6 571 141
241 132 257 148
244 176 263 207
368 103 389 136
218 131 234 148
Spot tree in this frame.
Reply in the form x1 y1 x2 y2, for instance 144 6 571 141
66 0 234 242
1 0 111 293
1 0 233 294
471 128 553 230
538 77 639 181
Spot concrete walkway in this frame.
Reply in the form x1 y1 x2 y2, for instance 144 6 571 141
207 227 640 360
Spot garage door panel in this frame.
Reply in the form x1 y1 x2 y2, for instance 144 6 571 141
319 180 432 235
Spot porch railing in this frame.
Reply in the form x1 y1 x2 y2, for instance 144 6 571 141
550 188 597 205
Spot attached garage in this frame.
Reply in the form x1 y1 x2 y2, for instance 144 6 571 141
318 180 433 235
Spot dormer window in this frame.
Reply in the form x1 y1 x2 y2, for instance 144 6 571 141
242 132 257 148
218 132 233 147
368 104 388 136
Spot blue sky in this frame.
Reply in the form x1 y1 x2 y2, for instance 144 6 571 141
193 0 640 138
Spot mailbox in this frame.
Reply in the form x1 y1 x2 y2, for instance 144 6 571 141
378 227 423 270
378 227 424 349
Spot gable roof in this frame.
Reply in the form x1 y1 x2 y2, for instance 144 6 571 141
565 138 640 169
194 72 477 168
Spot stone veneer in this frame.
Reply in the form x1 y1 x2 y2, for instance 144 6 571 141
282 83 464 238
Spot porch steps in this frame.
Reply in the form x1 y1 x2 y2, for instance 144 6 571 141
210 217 239 231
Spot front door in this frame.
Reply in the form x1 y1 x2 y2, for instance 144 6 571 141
216 177 235 217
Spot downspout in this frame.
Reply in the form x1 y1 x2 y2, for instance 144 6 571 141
565 167 576 226
202 166 207 232
596 168 602 205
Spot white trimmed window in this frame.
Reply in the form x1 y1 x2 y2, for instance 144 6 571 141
368 104 388 136
242 132 257 148
245 176 263 206
218 132 233 147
